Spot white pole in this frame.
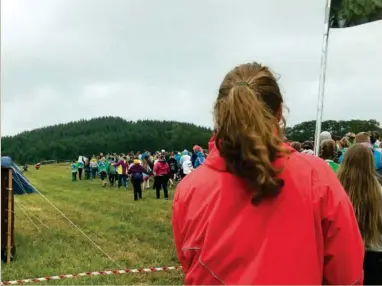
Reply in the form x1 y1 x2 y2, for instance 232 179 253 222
314 0 332 155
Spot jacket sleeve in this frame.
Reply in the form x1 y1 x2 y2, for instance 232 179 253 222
318 164 364 285
172 189 188 274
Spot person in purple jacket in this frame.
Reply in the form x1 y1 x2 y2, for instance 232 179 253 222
128 159 147 201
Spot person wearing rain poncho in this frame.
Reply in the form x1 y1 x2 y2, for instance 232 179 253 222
71 160 78 181
179 150 191 166
192 145 205 168
180 151 193 178
174 152 181 166
98 156 109 187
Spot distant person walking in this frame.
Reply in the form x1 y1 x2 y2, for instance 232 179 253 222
114 156 129 190
89 156 98 179
77 157 84 180
153 155 170 200
168 152 178 186
71 160 78 181
84 160 91 180
128 159 147 201
108 157 117 186
181 155 193 178
98 157 108 187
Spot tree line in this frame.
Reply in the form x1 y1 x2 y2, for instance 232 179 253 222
285 119 381 143
1 117 212 164
1 117 381 164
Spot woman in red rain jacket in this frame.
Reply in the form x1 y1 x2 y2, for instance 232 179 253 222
172 62 364 285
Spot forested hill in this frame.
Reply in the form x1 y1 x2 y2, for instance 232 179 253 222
2 117 381 164
1 117 213 164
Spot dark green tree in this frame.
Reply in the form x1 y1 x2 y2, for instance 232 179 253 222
1 117 213 164
3 117 381 164
285 119 381 142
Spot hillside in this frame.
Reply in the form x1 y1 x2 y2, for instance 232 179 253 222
1 117 213 164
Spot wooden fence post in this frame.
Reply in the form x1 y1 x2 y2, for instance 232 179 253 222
6 168 13 264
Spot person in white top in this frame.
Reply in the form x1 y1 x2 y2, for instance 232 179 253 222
179 150 191 166
181 156 193 176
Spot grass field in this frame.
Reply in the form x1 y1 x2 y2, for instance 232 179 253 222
1 164 183 285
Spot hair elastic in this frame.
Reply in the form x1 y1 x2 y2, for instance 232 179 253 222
235 81 249 87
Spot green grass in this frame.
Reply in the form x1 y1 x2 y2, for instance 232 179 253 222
1 164 183 285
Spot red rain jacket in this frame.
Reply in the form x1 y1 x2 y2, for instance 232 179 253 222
154 161 170 176
172 136 364 285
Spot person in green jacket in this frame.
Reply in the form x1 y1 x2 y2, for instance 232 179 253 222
71 160 78 181
320 139 340 173
76 159 84 180
108 157 117 186
98 156 109 187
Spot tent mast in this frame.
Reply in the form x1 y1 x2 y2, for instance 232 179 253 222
314 0 332 155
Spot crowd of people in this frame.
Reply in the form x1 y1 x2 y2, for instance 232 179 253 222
290 130 382 175
70 147 206 201
172 62 382 285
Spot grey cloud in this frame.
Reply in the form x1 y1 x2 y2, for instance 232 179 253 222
1 0 381 136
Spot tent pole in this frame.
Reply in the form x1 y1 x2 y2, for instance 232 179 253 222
313 0 332 155
6 168 13 264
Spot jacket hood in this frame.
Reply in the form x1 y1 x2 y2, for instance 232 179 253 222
205 134 294 172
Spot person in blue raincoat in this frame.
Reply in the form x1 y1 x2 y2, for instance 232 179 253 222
193 149 205 168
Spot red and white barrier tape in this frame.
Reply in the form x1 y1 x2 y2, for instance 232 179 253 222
1 265 182 285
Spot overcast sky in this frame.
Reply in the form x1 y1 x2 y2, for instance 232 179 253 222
1 0 381 136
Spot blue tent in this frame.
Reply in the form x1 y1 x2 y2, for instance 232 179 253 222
1 157 36 195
